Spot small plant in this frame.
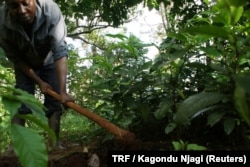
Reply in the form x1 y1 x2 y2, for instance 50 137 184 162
172 140 207 151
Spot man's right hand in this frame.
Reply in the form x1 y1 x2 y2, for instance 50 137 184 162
38 81 52 94
16 62 50 92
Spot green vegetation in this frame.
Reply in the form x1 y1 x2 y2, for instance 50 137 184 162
172 140 207 151
60 111 100 143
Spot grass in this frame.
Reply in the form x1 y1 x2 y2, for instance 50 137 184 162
60 109 102 144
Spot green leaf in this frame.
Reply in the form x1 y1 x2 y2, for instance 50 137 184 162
183 25 230 39
138 104 151 123
207 111 226 127
233 75 250 94
92 56 113 73
106 33 128 40
168 32 187 41
165 122 177 134
11 124 48 167
213 0 245 25
2 96 21 118
174 92 226 124
170 49 189 61
172 140 185 151
230 6 244 25
200 47 221 57
213 8 231 25
4 88 47 123
0 47 5 58
203 0 209 5
226 0 247 7
154 101 172 120
223 118 235 135
186 144 207 151
119 43 136 54
244 9 250 19
19 114 56 145
234 84 250 126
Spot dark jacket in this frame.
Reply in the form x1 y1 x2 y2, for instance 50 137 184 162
0 0 68 68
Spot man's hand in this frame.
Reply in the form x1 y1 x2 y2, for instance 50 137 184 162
38 81 52 94
60 92 74 104
16 62 51 92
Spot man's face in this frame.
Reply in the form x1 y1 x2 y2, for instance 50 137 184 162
5 0 36 25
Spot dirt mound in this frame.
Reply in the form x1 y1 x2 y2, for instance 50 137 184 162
0 145 108 167
0 139 173 167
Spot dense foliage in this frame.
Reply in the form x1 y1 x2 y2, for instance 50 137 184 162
68 0 250 142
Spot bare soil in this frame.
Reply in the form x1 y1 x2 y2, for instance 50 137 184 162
0 137 173 167
1 127 250 167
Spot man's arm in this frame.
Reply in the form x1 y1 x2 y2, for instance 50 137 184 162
46 1 73 103
15 62 52 93
54 56 73 103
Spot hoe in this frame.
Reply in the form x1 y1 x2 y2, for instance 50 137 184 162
47 88 136 143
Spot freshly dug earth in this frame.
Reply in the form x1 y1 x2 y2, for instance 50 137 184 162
1 129 250 167
0 138 172 167
0 144 108 167
0 143 109 167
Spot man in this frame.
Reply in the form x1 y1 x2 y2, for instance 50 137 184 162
0 0 73 149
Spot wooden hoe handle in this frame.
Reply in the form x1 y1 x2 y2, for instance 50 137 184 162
46 89 135 140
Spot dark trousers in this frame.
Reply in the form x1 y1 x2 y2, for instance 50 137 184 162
14 63 62 117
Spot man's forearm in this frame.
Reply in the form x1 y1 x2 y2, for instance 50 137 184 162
54 56 68 94
15 62 43 85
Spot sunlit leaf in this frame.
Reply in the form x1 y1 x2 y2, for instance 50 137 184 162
183 25 230 39
2 96 21 118
19 114 56 145
172 140 184 151
230 6 244 25
168 32 187 41
213 8 231 25
119 43 136 54
106 33 128 40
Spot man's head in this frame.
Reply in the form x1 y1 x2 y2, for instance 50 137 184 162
5 0 36 25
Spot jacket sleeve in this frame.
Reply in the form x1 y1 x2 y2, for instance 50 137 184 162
48 2 68 60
